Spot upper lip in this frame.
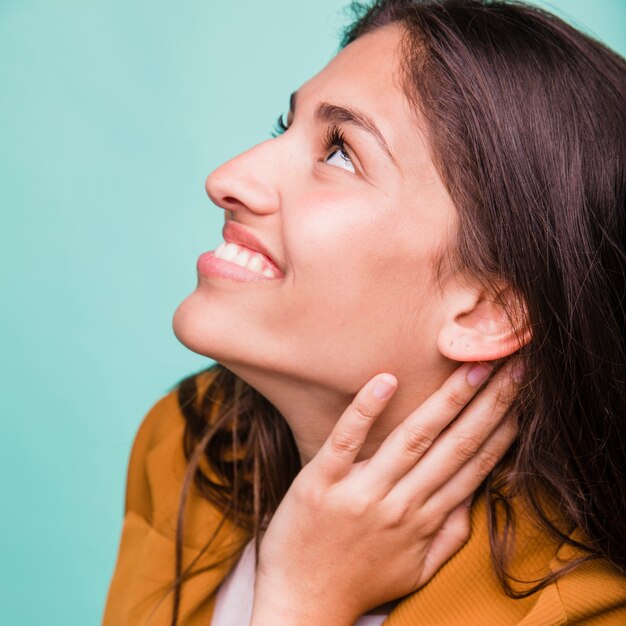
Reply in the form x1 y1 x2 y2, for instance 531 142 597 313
221 220 284 275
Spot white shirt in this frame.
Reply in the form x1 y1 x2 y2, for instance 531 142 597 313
211 539 390 626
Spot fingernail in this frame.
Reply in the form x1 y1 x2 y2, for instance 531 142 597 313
372 376 396 399
466 362 492 386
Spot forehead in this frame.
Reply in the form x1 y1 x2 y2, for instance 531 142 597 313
298 23 406 115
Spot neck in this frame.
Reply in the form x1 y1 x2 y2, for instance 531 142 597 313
221 361 455 466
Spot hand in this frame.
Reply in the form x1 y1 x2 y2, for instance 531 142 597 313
250 361 520 626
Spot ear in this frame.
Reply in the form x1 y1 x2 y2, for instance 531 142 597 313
437 282 532 362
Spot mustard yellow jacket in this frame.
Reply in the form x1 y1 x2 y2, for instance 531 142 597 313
102 372 626 625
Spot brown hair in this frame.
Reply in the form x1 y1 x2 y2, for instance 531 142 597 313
163 1 626 624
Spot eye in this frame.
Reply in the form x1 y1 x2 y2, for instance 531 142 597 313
271 115 356 174
323 126 355 173
325 148 355 172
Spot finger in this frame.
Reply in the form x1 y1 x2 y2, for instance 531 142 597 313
385 359 519 503
363 361 494 496
416 498 472 587
422 414 518 515
311 373 398 484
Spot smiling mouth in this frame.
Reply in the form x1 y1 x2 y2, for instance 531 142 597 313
212 241 282 278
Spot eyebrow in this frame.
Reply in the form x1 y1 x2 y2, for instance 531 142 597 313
289 91 398 168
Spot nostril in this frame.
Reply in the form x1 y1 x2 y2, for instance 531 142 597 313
221 196 249 212
206 165 279 215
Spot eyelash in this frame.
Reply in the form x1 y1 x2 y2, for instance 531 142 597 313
271 113 289 138
271 113 354 167
322 125 351 164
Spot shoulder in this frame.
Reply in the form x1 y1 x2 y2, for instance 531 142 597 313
553 548 626 625
103 367 250 625
124 366 223 528
509 497 626 625
512 533 626 625
407 493 626 625
515 558 626 626
130 367 219 457
123 386 180 517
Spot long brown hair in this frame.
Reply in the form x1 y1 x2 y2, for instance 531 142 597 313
164 1 626 623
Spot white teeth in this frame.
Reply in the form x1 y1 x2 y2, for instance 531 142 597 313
212 240 280 278
247 255 264 273
233 249 251 268
221 243 239 261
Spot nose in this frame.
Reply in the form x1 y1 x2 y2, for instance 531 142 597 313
205 140 281 217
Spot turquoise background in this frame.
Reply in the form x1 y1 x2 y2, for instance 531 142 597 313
1 1 624 624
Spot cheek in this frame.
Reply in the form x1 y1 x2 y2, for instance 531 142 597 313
277 190 443 332
283 189 384 289
290 187 444 273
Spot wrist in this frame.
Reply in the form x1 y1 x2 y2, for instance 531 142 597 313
250 605 355 626
251 577 357 626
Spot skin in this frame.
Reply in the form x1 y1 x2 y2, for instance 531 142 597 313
173 23 528 623
249 361 520 624
173 23 525 465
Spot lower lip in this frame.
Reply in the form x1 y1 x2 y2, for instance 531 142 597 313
196 251 279 282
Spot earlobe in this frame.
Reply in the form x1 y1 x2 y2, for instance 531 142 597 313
437 286 532 362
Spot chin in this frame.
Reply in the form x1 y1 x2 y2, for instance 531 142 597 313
171 290 276 374
172 291 228 360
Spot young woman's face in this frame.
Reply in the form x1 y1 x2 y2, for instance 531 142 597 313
173 24 459 393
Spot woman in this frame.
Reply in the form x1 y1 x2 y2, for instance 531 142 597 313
102 1 626 625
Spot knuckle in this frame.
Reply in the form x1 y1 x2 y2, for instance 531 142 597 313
452 435 483 462
474 448 501 478
294 473 324 507
492 373 519 409
402 425 435 456
493 385 514 411
347 493 373 517
382 499 440 534
418 510 445 536
503 416 520 438
447 514 471 543
442 385 469 412
383 501 412 528
329 431 362 456
352 400 378 421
